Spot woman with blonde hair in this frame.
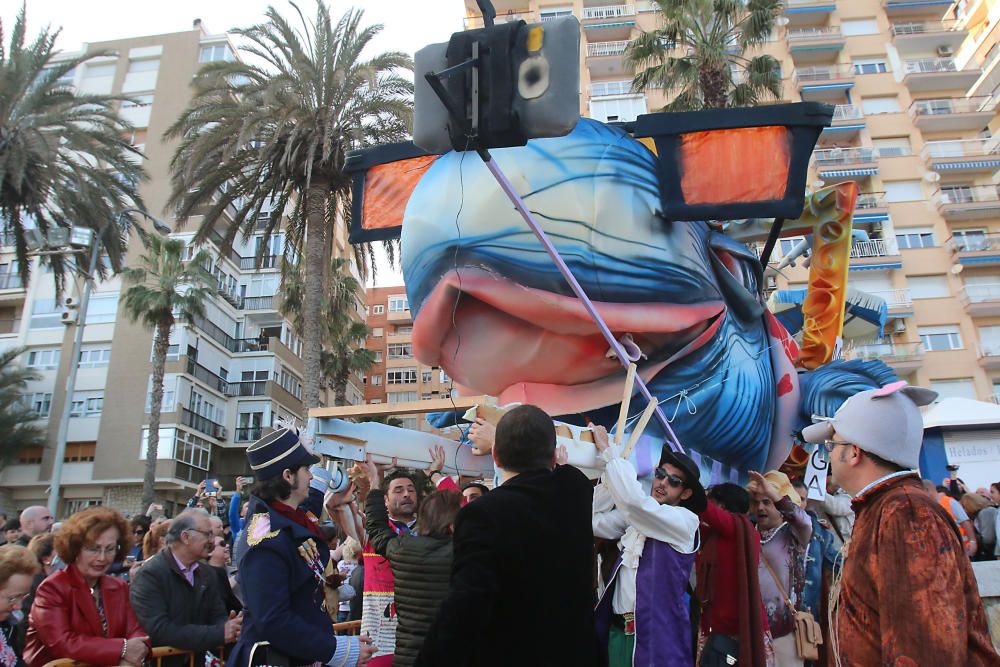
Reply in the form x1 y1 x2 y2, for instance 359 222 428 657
0 545 42 667
141 519 170 561
23 507 149 667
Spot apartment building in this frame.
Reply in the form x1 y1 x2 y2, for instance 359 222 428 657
0 23 364 516
455 0 1000 407
363 286 454 430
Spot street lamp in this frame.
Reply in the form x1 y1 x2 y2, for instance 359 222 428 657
47 208 171 517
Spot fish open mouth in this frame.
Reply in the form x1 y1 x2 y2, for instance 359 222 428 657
412 268 726 415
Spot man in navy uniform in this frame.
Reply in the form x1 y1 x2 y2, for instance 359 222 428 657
227 428 375 667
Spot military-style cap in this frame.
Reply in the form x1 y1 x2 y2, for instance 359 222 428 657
246 428 320 481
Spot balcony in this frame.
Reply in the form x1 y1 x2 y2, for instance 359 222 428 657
794 65 855 101
180 407 226 440
819 104 865 142
239 254 278 271
226 380 269 397
891 20 966 54
783 0 835 27
909 96 995 132
813 147 878 182
977 342 1000 369
386 308 413 324
849 238 901 270
0 273 25 305
185 358 230 395
947 232 1000 266
921 138 1000 173
591 80 635 97
883 0 959 16
854 191 889 222
463 8 533 29
241 295 275 311
901 58 981 92
0 317 20 336
787 27 844 63
234 426 263 443
960 284 1000 317
844 341 924 373
588 40 629 75
936 186 1000 220
582 5 635 39
867 288 914 313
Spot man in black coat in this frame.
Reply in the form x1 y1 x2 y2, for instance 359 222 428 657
416 405 600 667
130 509 242 667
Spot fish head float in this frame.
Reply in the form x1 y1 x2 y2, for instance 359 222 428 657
400 119 886 477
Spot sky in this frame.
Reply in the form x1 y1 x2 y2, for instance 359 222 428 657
4 0 468 287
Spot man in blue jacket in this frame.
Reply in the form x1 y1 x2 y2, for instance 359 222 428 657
227 428 374 667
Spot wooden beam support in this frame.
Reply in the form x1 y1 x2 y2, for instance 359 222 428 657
309 396 494 419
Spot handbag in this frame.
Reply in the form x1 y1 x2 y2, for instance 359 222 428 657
700 632 740 666
760 554 823 661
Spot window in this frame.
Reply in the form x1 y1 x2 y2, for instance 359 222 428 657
388 296 409 312
86 293 119 324
175 430 212 471
397 417 419 430
919 325 963 351
853 57 888 74
199 43 234 63
27 348 61 370
908 275 950 299
371 374 382 385
952 228 988 251
841 19 880 36
121 94 153 109
422 370 433 383
896 227 936 249
79 347 111 368
372 327 384 338
29 299 62 329
64 443 96 463
930 378 977 401
590 96 648 123
79 63 115 95
387 391 417 403
122 59 159 94
372 305 385 315
387 368 417 384
422 393 433 400
70 392 104 417
440 369 451 383
18 446 43 464
884 181 924 202
539 6 573 20
373 351 383 363
28 392 53 418
127 59 159 73
396 326 413 335
387 343 413 358
779 236 806 257
862 96 901 115
145 387 177 414
873 136 912 157
370 399 382 404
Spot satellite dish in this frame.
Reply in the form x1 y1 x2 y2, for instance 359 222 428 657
951 264 964 275
924 171 941 183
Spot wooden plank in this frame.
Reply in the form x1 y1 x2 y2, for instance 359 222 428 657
309 396 493 419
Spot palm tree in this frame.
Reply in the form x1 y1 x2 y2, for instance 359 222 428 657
625 0 783 111
165 1 413 410
281 256 374 406
0 7 146 289
0 347 44 470
121 236 215 508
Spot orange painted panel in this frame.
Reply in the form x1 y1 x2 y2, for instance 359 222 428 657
362 155 438 230
679 126 791 205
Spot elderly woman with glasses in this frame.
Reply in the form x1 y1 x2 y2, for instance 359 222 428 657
23 508 149 667
0 545 42 667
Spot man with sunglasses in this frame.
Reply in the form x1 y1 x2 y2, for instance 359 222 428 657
801 381 996 666
592 425 705 667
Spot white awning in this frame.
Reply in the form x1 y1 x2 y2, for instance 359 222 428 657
923 397 1000 429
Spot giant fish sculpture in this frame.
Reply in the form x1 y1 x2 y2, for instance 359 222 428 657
395 118 892 481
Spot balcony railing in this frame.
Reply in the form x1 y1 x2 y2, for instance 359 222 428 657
234 426 263 443
0 273 24 290
233 336 271 353
960 283 1000 305
855 191 887 209
845 341 923 363
591 80 634 96
787 26 843 41
793 64 854 83
180 407 225 439
947 232 1000 252
582 4 635 20
226 380 268 397
0 318 20 335
813 147 877 166
850 238 894 258
186 359 230 394
938 185 1000 205
187 314 239 353
910 96 994 117
587 40 629 57
978 342 1000 358
866 288 913 309
832 104 863 121
891 20 959 36
239 254 278 270
922 137 999 159
903 57 962 74
241 295 274 310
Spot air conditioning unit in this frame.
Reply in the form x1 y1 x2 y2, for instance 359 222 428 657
64 296 79 308
216 426 228 440
892 319 907 334
61 311 78 325
937 45 955 57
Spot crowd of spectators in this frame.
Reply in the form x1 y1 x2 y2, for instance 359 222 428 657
0 389 998 667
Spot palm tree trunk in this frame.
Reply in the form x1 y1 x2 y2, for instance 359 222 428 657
302 184 329 409
334 362 348 407
142 317 172 509
700 65 728 108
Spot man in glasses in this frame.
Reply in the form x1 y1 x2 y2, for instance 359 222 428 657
130 509 242 667
801 381 996 666
592 425 705 667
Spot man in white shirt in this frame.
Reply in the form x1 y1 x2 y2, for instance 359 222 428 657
592 425 704 667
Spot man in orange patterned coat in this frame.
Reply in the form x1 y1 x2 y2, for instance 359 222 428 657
802 381 998 667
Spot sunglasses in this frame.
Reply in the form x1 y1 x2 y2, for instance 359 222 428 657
653 467 685 489
823 439 852 454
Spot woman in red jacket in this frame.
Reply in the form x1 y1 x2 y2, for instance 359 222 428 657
24 507 149 667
